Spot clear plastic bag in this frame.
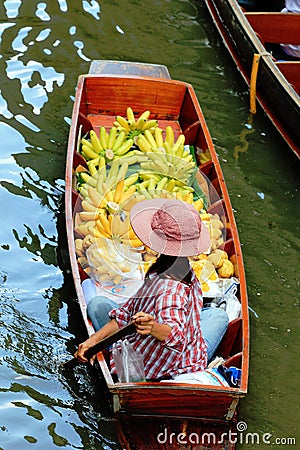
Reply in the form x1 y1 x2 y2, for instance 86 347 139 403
86 237 143 286
112 339 146 382
225 292 241 322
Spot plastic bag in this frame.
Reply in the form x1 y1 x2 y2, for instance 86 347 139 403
161 368 230 386
225 292 241 322
86 237 143 287
112 339 146 382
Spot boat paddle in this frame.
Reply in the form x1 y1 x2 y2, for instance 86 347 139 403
63 321 136 370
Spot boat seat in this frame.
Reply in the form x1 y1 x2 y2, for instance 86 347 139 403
245 12 300 46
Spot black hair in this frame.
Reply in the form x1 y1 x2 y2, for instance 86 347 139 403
145 254 193 285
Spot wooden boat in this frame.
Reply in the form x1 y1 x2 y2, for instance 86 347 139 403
65 60 249 446
203 0 300 159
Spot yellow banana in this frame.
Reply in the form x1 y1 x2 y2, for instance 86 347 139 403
108 126 117 149
112 131 126 151
121 236 144 248
154 127 164 148
113 179 125 203
89 130 103 154
120 184 137 203
81 144 99 160
135 110 150 129
142 119 158 131
121 193 139 212
98 214 112 236
124 173 139 187
87 186 103 207
95 219 111 238
172 134 186 156
184 192 194 204
111 214 130 237
80 172 92 184
115 116 130 131
166 178 176 192
87 160 97 176
163 141 173 157
99 155 106 169
156 176 168 190
114 138 134 156
103 187 114 204
144 129 157 149
99 126 108 149
96 172 105 195
81 138 94 149
184 153 194 162
137 135 152 153
165 126 174 147
126 107 135 123
81 200 98 212
108 160 119 180
79 211 99 221
193 198 204 211
76 221 95 237
116 162 129 182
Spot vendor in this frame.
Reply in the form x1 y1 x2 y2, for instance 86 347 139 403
74 199 229 380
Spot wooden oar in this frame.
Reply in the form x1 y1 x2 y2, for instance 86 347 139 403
63 322 136 369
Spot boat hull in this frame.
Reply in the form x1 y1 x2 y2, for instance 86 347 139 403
65 61 249 428
203 0 300 158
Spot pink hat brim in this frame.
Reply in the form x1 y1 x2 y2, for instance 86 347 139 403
130 199 211 257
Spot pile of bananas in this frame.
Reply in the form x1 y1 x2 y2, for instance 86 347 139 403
114 107 158 139
75 160 146 244
74 106 232 287
80 127 134 167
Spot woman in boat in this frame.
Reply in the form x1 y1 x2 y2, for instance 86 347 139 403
74 199 229 380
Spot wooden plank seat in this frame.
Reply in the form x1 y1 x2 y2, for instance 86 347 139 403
245 12 300 45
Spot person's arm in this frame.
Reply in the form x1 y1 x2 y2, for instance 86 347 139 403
133 311 171 341
74 319 119 363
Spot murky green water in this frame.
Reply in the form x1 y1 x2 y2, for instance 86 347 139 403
0 1 299 449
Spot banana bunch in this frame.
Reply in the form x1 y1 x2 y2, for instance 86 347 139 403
75 160 146 248
137 126 193 162
80 127 134 166
135 176 205 211
136 172 194 201
114 107 158 139
137 150 196 186
198 150 212 165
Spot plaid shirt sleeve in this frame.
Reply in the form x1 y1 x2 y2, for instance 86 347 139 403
109 296 135 327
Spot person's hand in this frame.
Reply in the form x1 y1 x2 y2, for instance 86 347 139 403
74 342 96 364
132 311 154 335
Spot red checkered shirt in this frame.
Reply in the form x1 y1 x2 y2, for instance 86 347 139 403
109 271 207 380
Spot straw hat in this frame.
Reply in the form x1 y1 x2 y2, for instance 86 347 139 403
130 199 211 257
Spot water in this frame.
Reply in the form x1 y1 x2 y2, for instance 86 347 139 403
0 1 299 449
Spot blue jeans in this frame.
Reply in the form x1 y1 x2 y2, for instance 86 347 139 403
87 296 119 331
201 307 229 362
87 297 229 362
